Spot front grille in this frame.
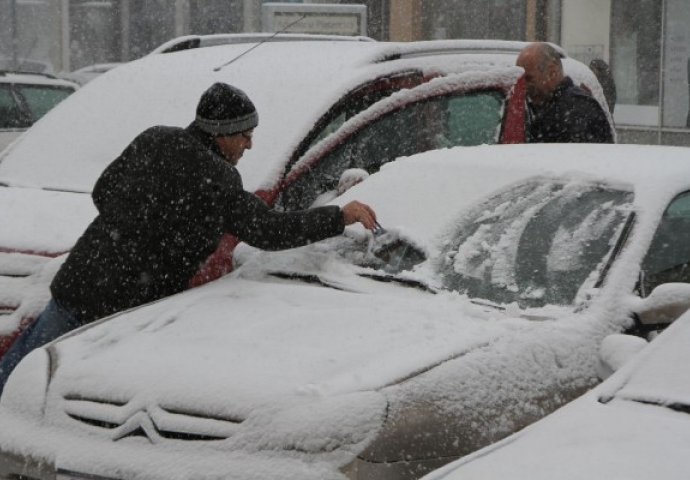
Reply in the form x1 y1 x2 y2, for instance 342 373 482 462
63 395 243 442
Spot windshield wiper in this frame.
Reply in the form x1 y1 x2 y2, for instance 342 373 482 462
267 271 351 291
357 272 436 293
630 398 690 415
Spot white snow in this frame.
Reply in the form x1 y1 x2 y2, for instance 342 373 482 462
2 143 690 479
423 311 690 480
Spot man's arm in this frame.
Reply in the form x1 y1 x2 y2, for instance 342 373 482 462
224 191 376 251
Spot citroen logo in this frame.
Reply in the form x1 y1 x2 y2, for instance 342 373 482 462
112 411 160 444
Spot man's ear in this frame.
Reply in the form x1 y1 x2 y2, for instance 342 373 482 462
547 62 560 81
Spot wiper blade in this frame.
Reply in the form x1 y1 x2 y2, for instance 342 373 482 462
267 271 351 291
628 398 690 415
358 272 436 293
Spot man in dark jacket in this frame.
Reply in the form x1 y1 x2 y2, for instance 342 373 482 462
517 42 614 143
0 82 377 394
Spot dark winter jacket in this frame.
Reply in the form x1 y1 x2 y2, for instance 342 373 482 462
526 77 614 143
51 124 345 323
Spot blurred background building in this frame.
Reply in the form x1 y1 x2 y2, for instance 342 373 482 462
0 0 688 146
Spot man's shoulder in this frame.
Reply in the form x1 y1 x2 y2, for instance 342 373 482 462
558 80 607 116
135 125 187 142
561 77 601 103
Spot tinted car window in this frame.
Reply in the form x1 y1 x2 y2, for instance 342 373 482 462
296 71 425 162
441 93 504 147
640 191 690 295
17 85 74 121
279 90 505 211
437 179 633 308
0 85 28 128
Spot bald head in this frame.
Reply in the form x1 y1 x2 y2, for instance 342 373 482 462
517 42 565 105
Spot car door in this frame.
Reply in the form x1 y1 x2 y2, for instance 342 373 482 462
189 70 428 286
274 69 429 190
273 73 526 212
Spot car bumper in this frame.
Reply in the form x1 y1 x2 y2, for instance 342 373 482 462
0 409 363 480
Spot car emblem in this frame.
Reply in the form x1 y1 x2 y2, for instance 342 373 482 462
112 411 160 444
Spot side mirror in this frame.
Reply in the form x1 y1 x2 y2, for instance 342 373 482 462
310 168 370 208
597 333 648 380
634 282 690 327
337 168 369 195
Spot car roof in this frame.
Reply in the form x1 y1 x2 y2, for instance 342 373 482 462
149 32 376 54
0 40 602 193
0 71 79 89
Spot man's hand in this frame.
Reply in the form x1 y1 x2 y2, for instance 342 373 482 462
342 200 377 231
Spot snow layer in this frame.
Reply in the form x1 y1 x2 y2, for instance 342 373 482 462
423 311 690 480
2 143 689 479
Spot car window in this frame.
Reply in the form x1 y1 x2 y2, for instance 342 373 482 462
16 85 74 122
640 191 690 295
295 71 425 163
0 85 29 129
440 93 504 147
278 90 505 211
437 179 633 308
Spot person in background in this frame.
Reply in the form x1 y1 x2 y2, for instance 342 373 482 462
0 82 378 394
516 42 614 143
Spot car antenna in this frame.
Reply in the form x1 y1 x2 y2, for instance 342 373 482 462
213 15 307 72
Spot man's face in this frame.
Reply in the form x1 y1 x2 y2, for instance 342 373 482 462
215 129 253 166
517 52 557 106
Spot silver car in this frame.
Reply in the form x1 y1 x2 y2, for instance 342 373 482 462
1 143 689 479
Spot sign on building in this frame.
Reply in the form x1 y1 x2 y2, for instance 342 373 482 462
261 3 367 37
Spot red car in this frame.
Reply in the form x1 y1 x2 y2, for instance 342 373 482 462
0 39 612 357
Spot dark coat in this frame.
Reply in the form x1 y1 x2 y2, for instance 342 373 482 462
51 124 345 323
527 77 614 143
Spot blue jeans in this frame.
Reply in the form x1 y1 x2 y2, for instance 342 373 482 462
0 299 80 396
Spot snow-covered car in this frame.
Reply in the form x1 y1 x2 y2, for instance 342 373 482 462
59 63 123 86
420 287 690 480
0 71 78 152
148 32 375 54
0 39 611 344
1 143 689 480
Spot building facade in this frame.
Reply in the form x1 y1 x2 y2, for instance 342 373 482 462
1 0 688 145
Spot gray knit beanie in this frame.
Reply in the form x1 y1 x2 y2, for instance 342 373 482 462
195 83 258 136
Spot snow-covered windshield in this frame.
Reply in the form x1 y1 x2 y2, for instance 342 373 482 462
436 178 634 308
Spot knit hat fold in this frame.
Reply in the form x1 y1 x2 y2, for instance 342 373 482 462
195 82 258 136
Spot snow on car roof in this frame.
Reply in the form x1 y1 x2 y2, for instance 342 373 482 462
0 39 601 194
0 71 78 89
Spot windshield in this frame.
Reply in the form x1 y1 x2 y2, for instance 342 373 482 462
436 178 634 308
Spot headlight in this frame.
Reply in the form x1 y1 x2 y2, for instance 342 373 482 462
0 347 50 418
239 391 387 454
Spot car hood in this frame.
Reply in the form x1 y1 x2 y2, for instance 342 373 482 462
46 252 518 415
0 186 95 255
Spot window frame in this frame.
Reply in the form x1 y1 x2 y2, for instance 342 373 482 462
639 190 690 296
273 83 515 212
